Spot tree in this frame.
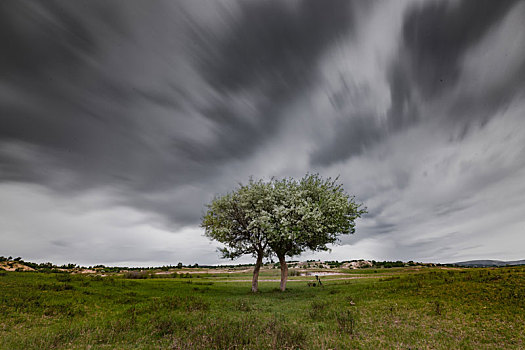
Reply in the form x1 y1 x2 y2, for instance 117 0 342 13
202 174 366 292
264 175 366 291
202 179 273 292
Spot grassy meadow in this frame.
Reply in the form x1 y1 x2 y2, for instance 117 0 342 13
0 266 524 349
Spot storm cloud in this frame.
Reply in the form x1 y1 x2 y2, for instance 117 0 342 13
1 0 524 266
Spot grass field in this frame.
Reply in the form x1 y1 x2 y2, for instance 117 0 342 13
1 266 524 349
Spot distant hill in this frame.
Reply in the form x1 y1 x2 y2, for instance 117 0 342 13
453 259 525 267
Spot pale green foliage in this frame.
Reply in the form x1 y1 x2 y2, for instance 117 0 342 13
201 179 272 260
202 174 366 260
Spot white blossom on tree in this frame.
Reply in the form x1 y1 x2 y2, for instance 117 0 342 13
202 174 366 292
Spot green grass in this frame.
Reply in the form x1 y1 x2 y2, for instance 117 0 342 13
1 267 524 349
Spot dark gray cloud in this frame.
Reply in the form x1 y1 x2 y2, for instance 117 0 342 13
310 78 386 166
310 0 522 167
388 0 523 131
0 0 357 226
176 0 356 162
0 1 98 79
197 0 354 92
401 0 518 99
391 0 525 142
310 112 385 166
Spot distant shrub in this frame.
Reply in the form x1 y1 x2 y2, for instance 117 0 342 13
124 271 149 279
55 274 72 282
37 283 75 291
288 269 301 277
379 276 400 282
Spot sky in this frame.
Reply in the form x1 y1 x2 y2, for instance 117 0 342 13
1 0 525 267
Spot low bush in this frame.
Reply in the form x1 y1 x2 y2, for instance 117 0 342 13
55 273 72 282
123 271 150 279
288 269 301 277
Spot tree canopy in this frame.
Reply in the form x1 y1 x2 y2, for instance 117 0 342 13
202 174 366 292
201 179 272 292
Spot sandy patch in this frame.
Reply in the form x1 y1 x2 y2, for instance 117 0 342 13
0 262 35 271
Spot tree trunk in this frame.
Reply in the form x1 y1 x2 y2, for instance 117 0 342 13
278 254 288 291
251 253 263 292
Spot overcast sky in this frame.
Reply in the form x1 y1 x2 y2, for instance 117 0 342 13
1 0 525 266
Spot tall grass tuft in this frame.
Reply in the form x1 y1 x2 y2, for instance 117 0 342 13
336 309 356 335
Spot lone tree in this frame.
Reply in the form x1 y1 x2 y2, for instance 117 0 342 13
202 174 366 292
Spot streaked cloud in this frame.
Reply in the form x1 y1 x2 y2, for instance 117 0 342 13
1 0 524 265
